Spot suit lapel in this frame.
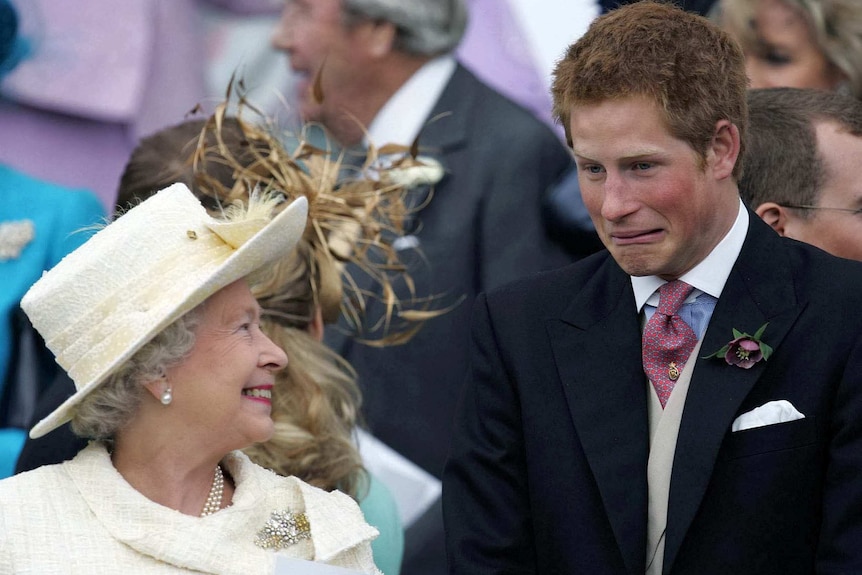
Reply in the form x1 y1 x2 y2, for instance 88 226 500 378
662 216 806 572
415 64 471 154
547 257 649 575
326 69 474 352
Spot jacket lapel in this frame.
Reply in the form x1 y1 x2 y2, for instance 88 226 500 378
68 444 376 574
547 257 649 575
415 64 471 154
662 216 806 573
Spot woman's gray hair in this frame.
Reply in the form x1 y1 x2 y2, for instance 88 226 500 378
341 0 467 56
70 305 204 439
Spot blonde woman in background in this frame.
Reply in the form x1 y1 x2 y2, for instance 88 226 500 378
719 0 862 98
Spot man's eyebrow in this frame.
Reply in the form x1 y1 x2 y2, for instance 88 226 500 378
572 148 664 161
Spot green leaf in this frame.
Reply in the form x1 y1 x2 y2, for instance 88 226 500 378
760 341 774 361
702 344 730 359
732 328 744 339
753 322 769 341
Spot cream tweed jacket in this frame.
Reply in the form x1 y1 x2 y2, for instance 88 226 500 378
0 443 381 574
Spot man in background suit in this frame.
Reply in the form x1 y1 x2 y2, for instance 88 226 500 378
272 1 572 573
742 87 862 261
444 2 862 574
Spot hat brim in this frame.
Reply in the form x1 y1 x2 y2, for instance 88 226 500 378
29 194 308 438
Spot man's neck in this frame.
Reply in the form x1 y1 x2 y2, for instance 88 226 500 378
330 53 433 147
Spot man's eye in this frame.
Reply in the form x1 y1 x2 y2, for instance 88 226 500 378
633 162 652 171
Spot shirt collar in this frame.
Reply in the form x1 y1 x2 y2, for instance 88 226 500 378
632 197 749 312
365 56 457 147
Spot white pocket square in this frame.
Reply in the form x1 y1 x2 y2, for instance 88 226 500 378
731 400 805 432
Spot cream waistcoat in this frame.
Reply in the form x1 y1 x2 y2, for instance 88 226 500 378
645 340 704 575
0 443 380 574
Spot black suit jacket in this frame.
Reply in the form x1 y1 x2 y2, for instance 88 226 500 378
328 63 573 478
444 214 862 574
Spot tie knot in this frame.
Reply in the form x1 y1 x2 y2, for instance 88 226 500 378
656 280 694 316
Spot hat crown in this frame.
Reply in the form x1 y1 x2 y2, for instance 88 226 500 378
22 184 307 438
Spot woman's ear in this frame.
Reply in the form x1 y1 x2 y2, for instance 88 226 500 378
306 306 325 343
143 376 172 405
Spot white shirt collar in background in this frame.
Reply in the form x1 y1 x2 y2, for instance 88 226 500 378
366 56 457 148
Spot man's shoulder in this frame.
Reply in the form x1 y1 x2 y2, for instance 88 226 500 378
485 250 613 307
741 214 862 293
441 64 562 140
782 237 862 298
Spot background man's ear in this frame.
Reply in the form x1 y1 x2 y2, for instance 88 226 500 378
755 202 789 236
367 20 397 58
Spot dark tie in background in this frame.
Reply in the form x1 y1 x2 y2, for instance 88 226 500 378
642 280 698 408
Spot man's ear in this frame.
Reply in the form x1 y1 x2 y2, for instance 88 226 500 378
365 20 397 58
708 120 741 181
755 202 789 236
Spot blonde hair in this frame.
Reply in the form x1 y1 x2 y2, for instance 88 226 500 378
243 323 365 496
116 89 441 497
722 0 862 98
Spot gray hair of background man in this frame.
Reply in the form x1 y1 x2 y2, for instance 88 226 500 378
341 0 468 55
741 87 862 217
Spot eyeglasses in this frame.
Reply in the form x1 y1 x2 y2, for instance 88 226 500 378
778 203 862 216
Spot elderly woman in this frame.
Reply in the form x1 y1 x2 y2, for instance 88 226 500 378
719 0 862 98
0 185 381 573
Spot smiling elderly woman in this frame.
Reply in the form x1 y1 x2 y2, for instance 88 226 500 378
0 185 381 574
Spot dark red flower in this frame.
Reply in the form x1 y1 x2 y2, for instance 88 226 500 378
724 337 763 369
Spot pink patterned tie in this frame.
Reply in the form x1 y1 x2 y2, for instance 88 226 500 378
642 280 698 408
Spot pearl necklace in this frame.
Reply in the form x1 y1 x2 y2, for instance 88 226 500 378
200 465 224 517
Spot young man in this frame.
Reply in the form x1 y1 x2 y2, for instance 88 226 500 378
444 3 862 574
743 87 862 261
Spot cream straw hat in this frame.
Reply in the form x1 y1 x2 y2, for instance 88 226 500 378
21 183 308 438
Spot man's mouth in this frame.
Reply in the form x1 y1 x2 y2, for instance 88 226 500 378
611 229 664 245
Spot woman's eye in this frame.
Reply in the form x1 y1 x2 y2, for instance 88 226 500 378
756 44 792 66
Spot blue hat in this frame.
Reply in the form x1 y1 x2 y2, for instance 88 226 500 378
0 0 27 77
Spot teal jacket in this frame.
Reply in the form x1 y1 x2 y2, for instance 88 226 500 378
0 165 104 478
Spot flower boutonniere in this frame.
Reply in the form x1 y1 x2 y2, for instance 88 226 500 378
386 155 445 188
703 322 773 369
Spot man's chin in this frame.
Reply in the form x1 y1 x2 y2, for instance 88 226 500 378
610 248 667 278
299 101 324 123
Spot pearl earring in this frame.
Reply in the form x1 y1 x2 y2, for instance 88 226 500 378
160 386 172 406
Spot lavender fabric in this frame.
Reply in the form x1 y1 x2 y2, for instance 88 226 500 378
457 0 556 129
0 0 208 210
